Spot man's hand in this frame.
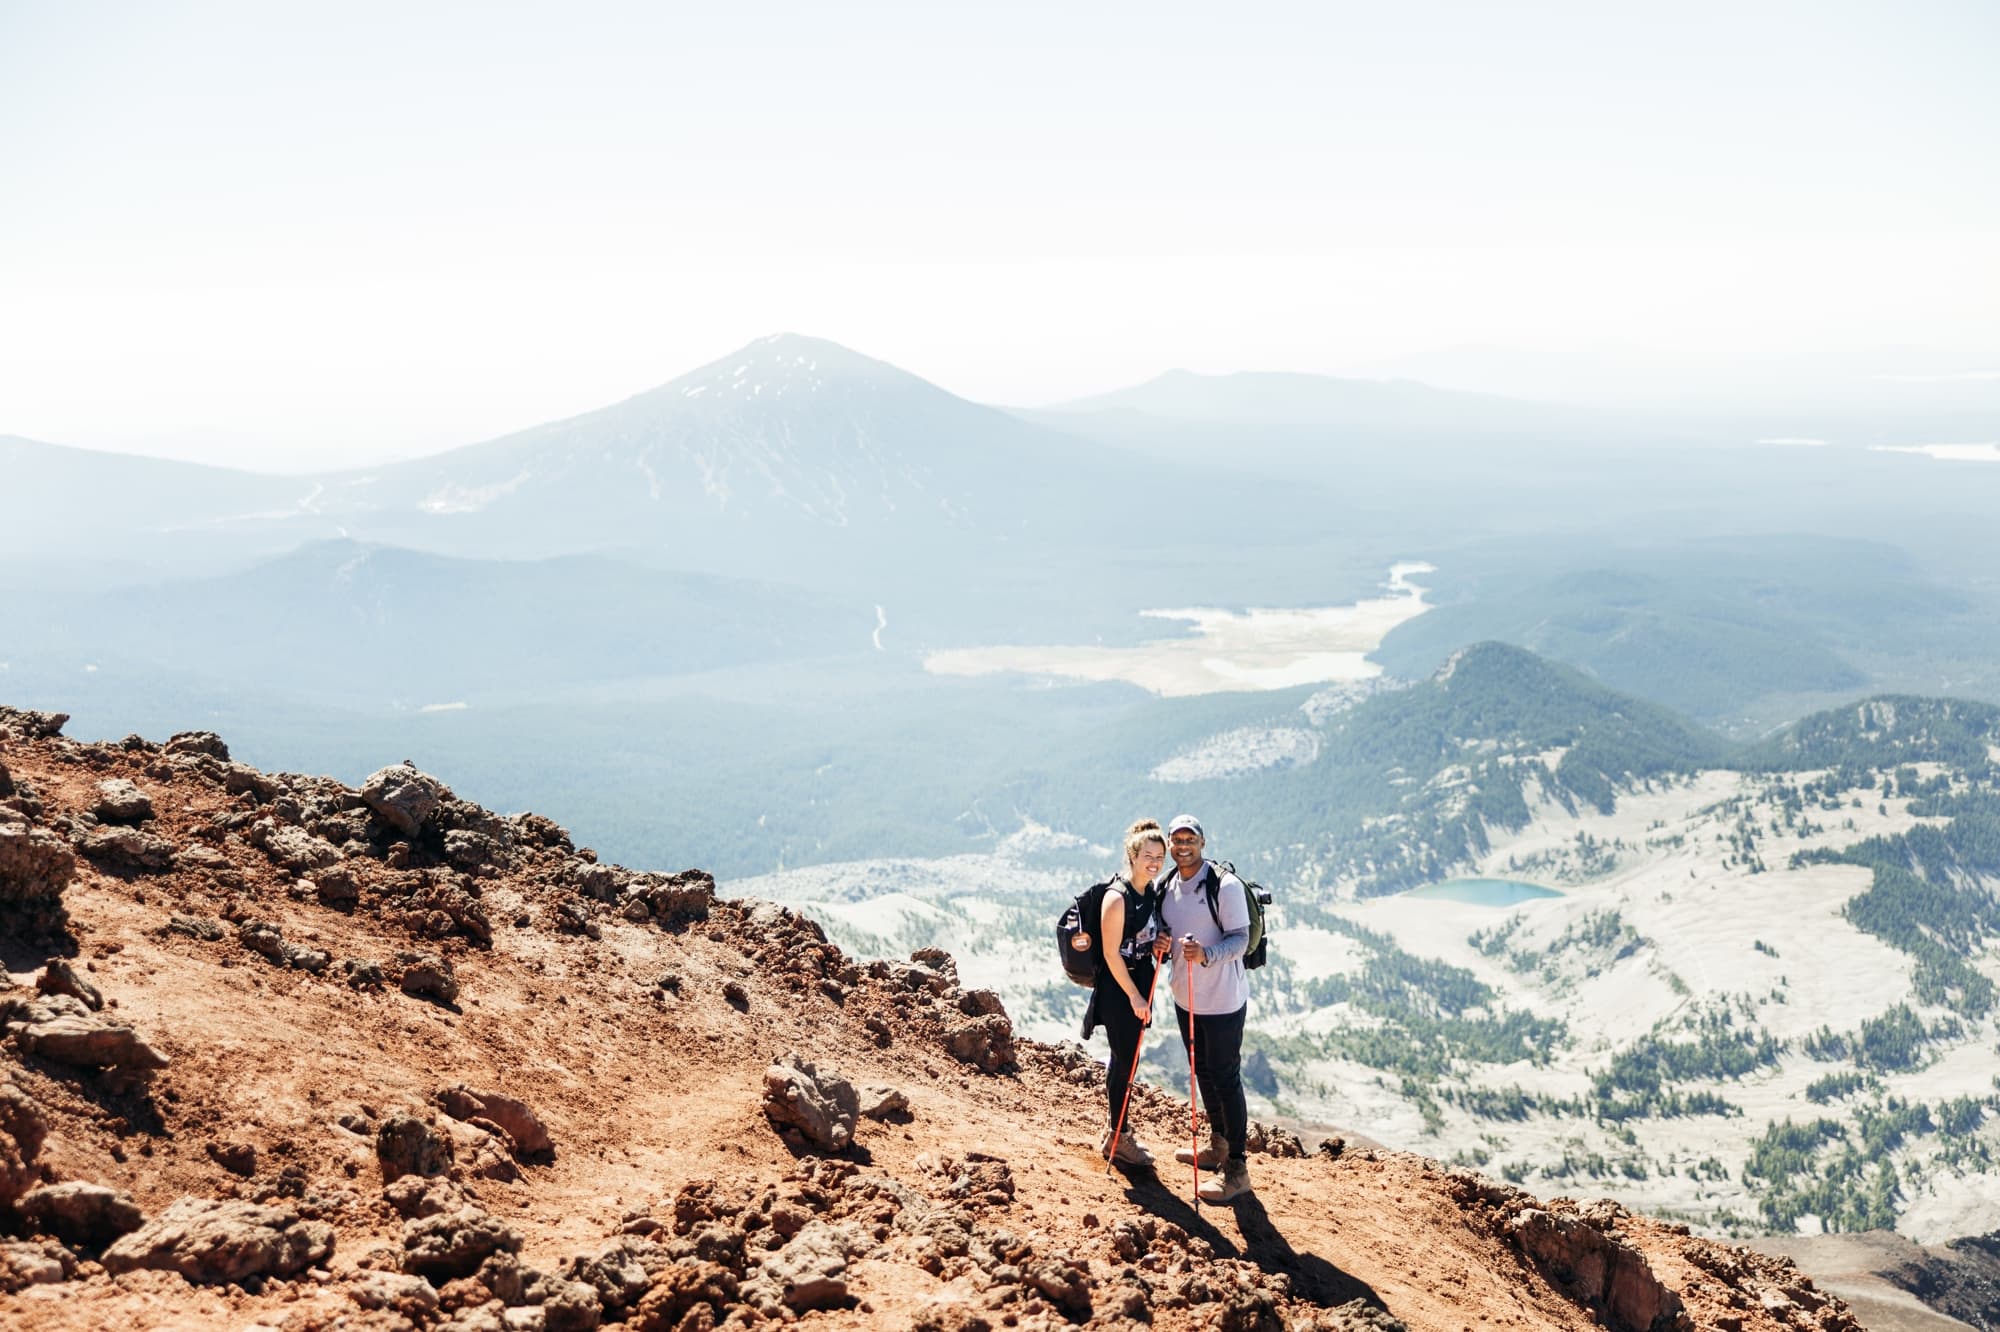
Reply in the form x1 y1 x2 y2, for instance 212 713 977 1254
1179 935 1206 965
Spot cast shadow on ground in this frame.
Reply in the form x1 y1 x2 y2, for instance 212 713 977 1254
1118 1167 1386 1312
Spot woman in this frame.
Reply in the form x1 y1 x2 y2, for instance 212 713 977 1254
1086 818 1169 1165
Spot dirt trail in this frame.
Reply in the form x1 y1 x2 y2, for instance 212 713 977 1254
0 711 1863 1330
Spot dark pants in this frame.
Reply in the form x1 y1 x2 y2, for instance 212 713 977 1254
1174 1003 1248 1161
1097 959 1156 1130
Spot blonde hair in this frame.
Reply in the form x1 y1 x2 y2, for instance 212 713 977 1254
1123 818 1166 869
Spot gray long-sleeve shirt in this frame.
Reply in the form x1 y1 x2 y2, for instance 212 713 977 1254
1155 861 1250 1016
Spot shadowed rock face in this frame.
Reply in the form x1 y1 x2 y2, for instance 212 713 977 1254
377 1114 454 1182
1877 1232 2000 1330
0 1077 49 1212
1511 1205 1686 1332
0 810 74 938
16 1182 145 1248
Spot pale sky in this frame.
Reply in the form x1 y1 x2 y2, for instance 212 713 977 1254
4 0 1997 471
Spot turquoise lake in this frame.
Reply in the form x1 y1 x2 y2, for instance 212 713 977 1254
1400 878 1561 906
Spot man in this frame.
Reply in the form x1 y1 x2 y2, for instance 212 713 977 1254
1156 813 1254 1203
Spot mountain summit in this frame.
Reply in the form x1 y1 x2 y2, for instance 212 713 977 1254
0 704 1866 1330
310 333 1121 576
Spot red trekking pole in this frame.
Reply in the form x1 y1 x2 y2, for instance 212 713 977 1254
1183 938 1201 1206
1103 959 1164 1173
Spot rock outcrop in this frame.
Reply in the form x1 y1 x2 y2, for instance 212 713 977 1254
0 807 74 937
762 1054 859 1152
436 1084 553 1158
3 993 169 1085
100 1197 334 1284
360 764 450 839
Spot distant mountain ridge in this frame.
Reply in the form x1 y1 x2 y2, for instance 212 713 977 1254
1051 365 1560 430
1 335 1154 581
294 332 1141 576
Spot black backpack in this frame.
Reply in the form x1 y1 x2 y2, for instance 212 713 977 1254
1057 878 1160 988
1056 878 1117 987
1199 860 1271 970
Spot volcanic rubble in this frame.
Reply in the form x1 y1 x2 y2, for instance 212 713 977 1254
0 704 1864 1332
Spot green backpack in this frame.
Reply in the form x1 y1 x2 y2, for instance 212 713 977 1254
1199 860 1270 969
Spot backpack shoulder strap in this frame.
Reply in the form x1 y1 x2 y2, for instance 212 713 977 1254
1198 860 1224 929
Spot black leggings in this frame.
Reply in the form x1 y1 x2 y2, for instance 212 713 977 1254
1174 1004 1248 1160
1097 960 1156 1130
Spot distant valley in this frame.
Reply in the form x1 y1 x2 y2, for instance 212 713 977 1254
733 661 2000 1243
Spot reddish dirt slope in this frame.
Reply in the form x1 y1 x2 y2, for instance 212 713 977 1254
0 709 1861 1332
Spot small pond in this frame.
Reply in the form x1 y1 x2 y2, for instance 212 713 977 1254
1400 878 1560 907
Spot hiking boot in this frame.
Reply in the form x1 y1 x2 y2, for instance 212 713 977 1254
1174 1131 1228 1171
1197 1157 1252 1203
1100 1129 1154 1167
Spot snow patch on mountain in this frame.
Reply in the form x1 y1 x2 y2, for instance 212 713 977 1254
420 469 532 515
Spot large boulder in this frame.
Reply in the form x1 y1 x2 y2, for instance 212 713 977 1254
16 1181 145 1248
395 952 460 1005
762 1054 858 1152
9 1009 169 1080
10 1007 168 1067
78 826 177 872
91 779 154 825
569 1236 674 1319
101 1197 334 1284
944 1013 1016 1073
627 870 716 924
400 1206 522 1281
630 1259 740 1331
249 819 343 873
347 1270 441 1319
381 1173 467 1221
361 765 450 839
858 1085 909 1120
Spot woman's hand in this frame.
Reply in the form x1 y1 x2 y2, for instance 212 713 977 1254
1128 991 1151 1023
1151 934 1172 963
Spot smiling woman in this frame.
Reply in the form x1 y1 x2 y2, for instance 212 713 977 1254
922 562 1434 697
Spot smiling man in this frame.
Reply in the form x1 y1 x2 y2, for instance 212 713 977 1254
1156 813 1255 1203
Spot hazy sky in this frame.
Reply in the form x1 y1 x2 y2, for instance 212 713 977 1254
4 1 1997 470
